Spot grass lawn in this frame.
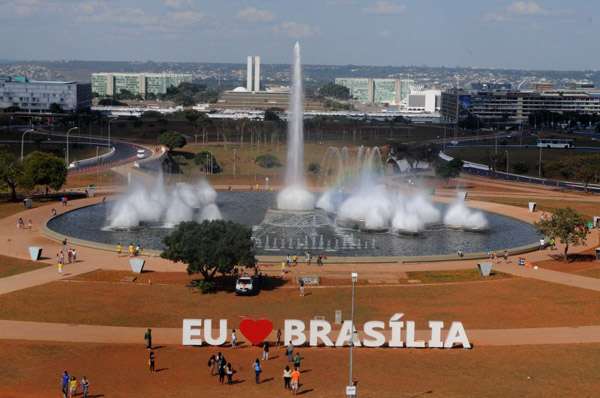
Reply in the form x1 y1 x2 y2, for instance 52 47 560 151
407 269 510 283
477 196 600 220
65 170 125 189
1 276 599 329
0 202 28 220
1 340 599 398
0 255 48 278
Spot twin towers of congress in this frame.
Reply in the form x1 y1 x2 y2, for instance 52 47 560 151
246 56 261 92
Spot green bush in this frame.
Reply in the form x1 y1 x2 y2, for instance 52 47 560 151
194 151 222 173
256 154 282 169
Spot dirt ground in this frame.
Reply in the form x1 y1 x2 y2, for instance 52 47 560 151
0 339 598 398
0 254 48 278
1 276 600 329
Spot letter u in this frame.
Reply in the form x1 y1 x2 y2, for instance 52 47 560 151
204 319 228 346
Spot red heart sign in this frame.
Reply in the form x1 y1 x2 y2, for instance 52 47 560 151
239 319 273 345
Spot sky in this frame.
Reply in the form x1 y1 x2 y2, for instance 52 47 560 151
0 0 598 70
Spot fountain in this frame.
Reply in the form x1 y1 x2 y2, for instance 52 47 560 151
276 42 316 211
46 43 542 258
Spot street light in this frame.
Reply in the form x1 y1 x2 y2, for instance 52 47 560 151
107 117 118 148
20 128 35 160
65 127 79 167
347 272 358 398
505 150 509 174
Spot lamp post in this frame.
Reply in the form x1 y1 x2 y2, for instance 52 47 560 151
505 150 509 174
20 128 35 160
538 145 542 177
107 117 117 148
347 272 358 398
65 127 79 167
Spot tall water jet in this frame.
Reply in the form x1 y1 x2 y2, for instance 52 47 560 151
276 42 316 211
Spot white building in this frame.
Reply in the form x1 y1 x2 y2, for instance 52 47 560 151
0 76 91 112
246 56 261 92
407 89 441 113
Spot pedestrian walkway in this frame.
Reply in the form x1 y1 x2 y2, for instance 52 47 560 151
0 319 599 347
0 264 97 295
495 263 600 292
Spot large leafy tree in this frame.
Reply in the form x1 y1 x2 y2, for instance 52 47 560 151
318 83 351 100
20 151 67 193
158 131 187 151
535 207 589 261
435 158 463 182
0 148 23 201
161 220 256 282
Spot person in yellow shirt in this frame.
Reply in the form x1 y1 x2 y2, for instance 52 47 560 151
68 376 78 398
116 243 122 256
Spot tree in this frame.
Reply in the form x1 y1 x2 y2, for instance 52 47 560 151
0 149 23 201
435 158 463 182
255 154 282 169
535 208 589 261
20 151 67 193
161 220 256 288
264 108 282 122
49 103 63 113
307 162 320 175
193 151 222 174
158 131 187 151
318 83 351 100
511 162 529 175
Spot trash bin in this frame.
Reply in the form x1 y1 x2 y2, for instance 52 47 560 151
23 198 32 209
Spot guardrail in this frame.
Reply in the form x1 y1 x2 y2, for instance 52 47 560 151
439 151 600 193
68 146 115 170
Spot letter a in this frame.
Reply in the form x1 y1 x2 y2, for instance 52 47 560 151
444 322 471 349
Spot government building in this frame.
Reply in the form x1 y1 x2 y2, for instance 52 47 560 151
91 73 192 98
0 76 91 112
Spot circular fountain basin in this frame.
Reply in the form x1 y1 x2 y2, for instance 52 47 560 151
47 191 541 258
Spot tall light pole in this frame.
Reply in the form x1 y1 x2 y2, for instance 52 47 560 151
347 272 358 398
65 127 79 167
538 145 542 177
107 117 118 148
20 128 35 160
505 150 509 174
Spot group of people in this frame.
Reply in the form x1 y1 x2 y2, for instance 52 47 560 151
208 353 235 384
281 253 325 275
116 242 143 257
60 371 89 398
56 247 77 273
16 217 32 230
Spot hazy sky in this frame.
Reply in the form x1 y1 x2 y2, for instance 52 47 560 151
0 0 597 70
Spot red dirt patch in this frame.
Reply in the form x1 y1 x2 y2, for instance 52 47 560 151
0 340 599 398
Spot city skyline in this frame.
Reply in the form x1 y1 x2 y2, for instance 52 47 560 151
0 0 598 71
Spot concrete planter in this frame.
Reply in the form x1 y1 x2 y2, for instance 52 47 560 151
129 258 145 274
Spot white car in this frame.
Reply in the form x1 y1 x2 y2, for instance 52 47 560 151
136 149 147 159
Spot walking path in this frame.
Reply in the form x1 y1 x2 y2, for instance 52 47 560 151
1 319 599 347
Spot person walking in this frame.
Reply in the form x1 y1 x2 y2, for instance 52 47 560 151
286 342 294 362
67 248 73 264
72 248 77 263
283 365 292 390
503 249 509 263
293 352 301 370
317 255 323 267
116 243 122 255
208 354 217 376
148 350 155 372
292 255 298 266
253 359 262 384
262 341 270 360
276 329 282 347
305 251 311 265
61 371 70 398
57 252 64 274
27 219 32 230
231 329 237 348
218 360 226 384
299 279 305 297
291 367 301 395
68 376 78 398
80 376 89 398
145 328 152 349
226 363 234 385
